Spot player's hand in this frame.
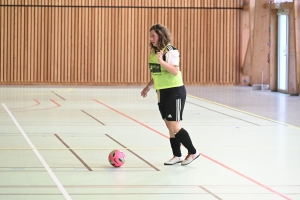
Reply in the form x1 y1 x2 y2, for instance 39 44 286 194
141 86 150 98
156 50 163 63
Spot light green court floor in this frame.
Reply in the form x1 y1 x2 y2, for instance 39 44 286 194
0 85 299 200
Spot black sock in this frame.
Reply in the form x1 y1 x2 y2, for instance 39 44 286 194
170 138 181 157
175 128 196 154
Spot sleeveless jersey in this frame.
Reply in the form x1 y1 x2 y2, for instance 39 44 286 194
148 45 183 90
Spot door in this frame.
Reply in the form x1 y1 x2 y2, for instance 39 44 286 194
277 9 289 93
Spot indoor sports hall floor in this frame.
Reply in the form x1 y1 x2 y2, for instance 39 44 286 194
0 85 299 200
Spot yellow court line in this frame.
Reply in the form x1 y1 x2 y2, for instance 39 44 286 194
56 88 73 94
2 88 73 97
0 148 170 150
187 94 300 130
0 148 299 150
39 88 73 96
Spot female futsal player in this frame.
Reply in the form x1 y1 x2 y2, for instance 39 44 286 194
141 24 200 166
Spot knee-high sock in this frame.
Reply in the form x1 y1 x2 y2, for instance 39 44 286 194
170 138 181 157
175 128 196 154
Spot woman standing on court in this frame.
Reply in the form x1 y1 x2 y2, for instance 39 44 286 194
141 24 200 166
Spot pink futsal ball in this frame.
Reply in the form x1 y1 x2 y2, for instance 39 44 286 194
108 150 126 167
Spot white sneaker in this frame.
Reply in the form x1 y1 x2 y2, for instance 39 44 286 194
164 156 184 165
181 151 200 166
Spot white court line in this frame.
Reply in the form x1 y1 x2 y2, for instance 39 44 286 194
1 103 72 200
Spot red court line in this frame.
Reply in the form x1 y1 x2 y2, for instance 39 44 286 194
50 99 60 107
13 99 41 110
0 99 40 112
29 99 61 111
23 99 60 111
93 99 168 139
94 99 292 200
200 154 291 200
4 99 60 112
26 99 60 111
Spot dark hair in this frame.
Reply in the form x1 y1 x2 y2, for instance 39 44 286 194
149 24 171 51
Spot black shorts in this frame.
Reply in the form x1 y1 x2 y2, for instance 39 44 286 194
157 85 186 121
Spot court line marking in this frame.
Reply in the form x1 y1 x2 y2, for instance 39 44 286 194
94 99 292 200
50 99 61 107
0 192 292 196
94 99 169 138
201 154 292 200
0 147 299 150
57 88 73 94
1 103 72 200
10 99 41 110
0 99 61 113
0 88 73 97
188 94 300 130
52 91 66 100
106 134 160 171
54 134 92 171
187 101 260 126
81 110 105 125
0 99 40 113
199 186 222 200
0 184 298 188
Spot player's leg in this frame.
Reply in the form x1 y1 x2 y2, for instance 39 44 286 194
163 119 183 165
158 90 183 165
165 86 200 166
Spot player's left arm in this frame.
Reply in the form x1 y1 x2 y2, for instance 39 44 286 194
157 50 180 76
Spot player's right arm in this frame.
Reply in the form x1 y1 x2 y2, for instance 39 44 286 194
141 78 154 98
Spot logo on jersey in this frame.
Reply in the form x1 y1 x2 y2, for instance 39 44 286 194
149 63 161 75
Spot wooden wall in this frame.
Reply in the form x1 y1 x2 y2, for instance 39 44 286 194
0 0 242 85
295 0 300 94
251 0 270 86
239 0 300 95
239 0 252 86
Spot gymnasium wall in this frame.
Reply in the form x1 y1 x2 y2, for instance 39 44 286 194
0 0 242 85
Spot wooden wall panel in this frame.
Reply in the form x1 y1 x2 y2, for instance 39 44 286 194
288 8 297 94
0 0 242 85
251 0 270 85
269 9 278 91
295 0 300 94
